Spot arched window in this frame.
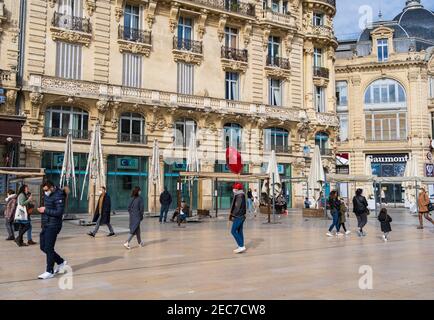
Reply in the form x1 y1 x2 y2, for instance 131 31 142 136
364 79 407 141
223 123 242 150
44 106 89 139
264 127 289 153
315 132 330 156
119 112 146 144
174 118 197 147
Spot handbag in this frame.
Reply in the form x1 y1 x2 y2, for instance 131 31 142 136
428 202 434 212
14 203 28 221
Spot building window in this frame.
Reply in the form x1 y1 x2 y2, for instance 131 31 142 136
315 86 325 113
224 27 238 48
429 77 434 98
377 38 389 62
365 113 407 141
44 106 89 139
268 36 280 60
174 118 197 147
56 42 82 80
223 123 242 150
313 48 323 67
271 0 279 12
177 62 194 95
338 113 348 142
119 112 145 144
58 0 82 17
225 72 239 101
313 13 324 26
178 16 193 41
123 4 140 40
269 79 282 106
336 81 348 107
364 79 406 104
315 132 330 155
122 53 142 87
264 127 289 153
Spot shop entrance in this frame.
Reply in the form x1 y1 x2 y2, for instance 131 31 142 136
164 160 198 210
375 183 404 205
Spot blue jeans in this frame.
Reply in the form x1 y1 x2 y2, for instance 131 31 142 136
26 221 33 241
328 209 340 232
40 225 64 273
247 199 253 213
231 216 245 247
159 204 170 222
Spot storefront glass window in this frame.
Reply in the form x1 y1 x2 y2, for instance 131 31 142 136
164 160 198 210
213 162 249 210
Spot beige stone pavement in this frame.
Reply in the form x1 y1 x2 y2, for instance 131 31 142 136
1 209 434 300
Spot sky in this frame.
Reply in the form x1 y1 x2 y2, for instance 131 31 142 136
334 0 434 39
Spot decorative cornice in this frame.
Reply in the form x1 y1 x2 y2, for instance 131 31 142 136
221 58 248 73
172 49 203 65
50 27 92 47
264 66 291 80
335 59 426 73
118 39 152 56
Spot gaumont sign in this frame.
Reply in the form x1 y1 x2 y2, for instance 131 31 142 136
367 154 409 163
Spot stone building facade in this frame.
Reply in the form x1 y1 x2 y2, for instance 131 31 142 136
335 0 434 203
2 0 339 212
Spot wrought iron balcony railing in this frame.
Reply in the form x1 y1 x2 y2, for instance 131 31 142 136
319 148 333 156
173 37 203 54
313 66 329 79
183 0 255 17
118 133 147 144
52 12 91 33
266 145 291 154
221 46 248 62
266 56 290 70
44 127 90 140
118 25 152 44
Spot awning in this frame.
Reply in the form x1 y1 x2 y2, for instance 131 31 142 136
0 115 26 144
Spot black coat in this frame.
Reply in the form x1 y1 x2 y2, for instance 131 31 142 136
93 193 111 224
352 195 368 215
41 187 66 228
378 213 392 233
159 190 172 206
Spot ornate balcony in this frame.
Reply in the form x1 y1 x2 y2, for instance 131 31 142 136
220 46 248 73
44 127 90 140
172 37 203 65
259 8 296 29
118 26 152 56
265 56 291 79
29 74 305 123
177 0 255 17
305 24 338 47
304 0 336 14
266 56 290 69
118 133 147 144
313 66 329 79
50 12 92 46
266 145 292 154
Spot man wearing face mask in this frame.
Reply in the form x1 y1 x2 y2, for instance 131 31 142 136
36 181 67 280
229 183 247 254
88 186 114 237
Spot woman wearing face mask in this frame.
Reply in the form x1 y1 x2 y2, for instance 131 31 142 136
124 186 145 249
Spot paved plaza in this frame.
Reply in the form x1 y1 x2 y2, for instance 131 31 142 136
1 209 434 300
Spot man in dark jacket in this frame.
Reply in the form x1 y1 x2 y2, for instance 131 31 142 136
230 182 247 254
159 186 172 223
88 186 114 237
36 181 67 280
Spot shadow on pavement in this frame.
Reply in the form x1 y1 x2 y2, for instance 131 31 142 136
73 256 123 271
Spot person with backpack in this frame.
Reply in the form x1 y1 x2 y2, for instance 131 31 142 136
230 183 247 254
353 188 369 237
378 208 392 241
326 190 341 237
4 189 17 241
417 187 434 229
36 181 68 280
159 186 172 224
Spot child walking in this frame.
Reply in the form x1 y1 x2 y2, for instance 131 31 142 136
378 208 392 241
338 199 350 235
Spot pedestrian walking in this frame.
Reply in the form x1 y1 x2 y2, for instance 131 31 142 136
353 188 369 237
417 187 434 229
247 188 254 215
229 183 247 254
253 189 259 217
337 198 350 235
378 208 392 241
159 186 172 223
88 186 115 237
326 190 341 237
124 186 145 250
14 185 36 246
37 181 68 280
4 190 17 241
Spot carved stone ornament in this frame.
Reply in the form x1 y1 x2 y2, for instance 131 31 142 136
115 6 124 23
197 10 208 39
313 77 328 87
217 14 227 42
284 33 294 55
146 0 158 29
85 0 96 16
96 99 109 114
242 22 252 47
29 92 44 118
169 3 180 33
48 0 56 8
262 26 271 51
1 90 17 114
111 102 120 130
265 66 291 80
221 59 248 73
50 28 92 47
173 50 203 65
118 40 151 56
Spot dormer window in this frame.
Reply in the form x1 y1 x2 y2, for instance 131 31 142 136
377 38 389 62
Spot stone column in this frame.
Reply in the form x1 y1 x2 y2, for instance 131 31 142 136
200 161 214 210
326 48 336 113
304 41 314 110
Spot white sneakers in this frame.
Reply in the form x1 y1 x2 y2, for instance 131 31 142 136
326 232 334 237
233 247 246 254
123 242 131 250
345 230 351 235
382 234 388 242
336 232 344 237
54 261 67 274
38 272 54 280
